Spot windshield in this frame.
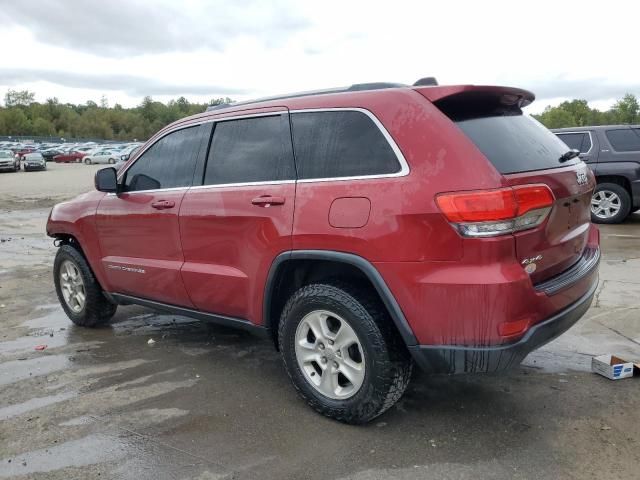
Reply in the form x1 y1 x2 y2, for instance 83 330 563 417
455 115 581 174
0 150 13 158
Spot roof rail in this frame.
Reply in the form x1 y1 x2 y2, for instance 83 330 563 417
206 81 410 111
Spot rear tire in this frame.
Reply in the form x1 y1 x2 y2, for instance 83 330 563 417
84 158 91 165
54 244 117 327
591 183 631 224
108 158 116 164
278 282 412 424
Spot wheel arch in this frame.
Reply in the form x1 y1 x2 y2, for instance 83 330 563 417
263 250 418 350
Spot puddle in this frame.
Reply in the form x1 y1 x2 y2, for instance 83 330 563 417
0 391 76 421
0 354 70 386
0 433 130 478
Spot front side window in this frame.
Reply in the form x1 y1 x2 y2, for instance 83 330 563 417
124 126 201 192
290 110 401 180
204 114 295 185
606 128 640 152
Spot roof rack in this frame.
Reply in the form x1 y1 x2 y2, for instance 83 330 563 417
206 81 413 112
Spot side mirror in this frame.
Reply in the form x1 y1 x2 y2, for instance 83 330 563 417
95 167 118 193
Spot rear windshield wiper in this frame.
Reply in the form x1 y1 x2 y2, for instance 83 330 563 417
559 149 580 163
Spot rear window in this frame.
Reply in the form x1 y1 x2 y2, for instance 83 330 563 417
605 128 640 152
455 115 580 174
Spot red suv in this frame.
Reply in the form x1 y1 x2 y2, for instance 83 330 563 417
47 81 600 423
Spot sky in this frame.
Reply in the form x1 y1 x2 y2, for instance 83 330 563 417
0 0 637 114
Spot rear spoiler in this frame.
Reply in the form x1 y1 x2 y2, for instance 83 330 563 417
414 85 535 109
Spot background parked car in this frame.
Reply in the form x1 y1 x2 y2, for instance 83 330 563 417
53 150 85 163
0 149 20 172
553 125 640 223
41 148 65 162
22 152 47 171
83 148 120 165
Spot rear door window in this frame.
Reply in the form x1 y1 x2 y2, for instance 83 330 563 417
203 114 295 185
556 132 592 153
124 126 201 192
605 128 640 152
455 115 580 174
290 110 401 180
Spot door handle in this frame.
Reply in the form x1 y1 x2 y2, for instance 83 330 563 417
251 195 285 207
151 200 175 210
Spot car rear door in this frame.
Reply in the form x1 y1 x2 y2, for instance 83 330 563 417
179 108 296 323
95 123 208 306
555 131 599 165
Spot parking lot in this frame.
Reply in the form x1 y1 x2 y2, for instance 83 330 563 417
1 163 639 480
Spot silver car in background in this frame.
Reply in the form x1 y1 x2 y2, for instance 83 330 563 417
0 150 20 172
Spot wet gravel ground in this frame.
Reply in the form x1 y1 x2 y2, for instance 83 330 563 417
1 164 639 479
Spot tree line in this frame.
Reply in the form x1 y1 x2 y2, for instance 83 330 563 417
533 93 639 128
0 89 230 141
1 89 638 141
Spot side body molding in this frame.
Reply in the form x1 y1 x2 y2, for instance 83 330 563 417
264 250 418 346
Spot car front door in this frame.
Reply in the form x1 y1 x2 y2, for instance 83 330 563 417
95 123 208 306
179 108 296 323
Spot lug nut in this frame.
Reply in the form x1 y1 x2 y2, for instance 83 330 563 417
328 339 334 346
321 357 327 363
318 343 325 350
336 350 341 357
333 361 339 368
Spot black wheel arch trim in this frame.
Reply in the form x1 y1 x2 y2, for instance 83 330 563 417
263 250 418 346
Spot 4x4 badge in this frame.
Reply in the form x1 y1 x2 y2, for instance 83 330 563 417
576 171 588 185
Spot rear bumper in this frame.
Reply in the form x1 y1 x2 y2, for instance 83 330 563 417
408 276 598 374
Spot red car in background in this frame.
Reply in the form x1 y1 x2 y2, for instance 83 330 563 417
53 151 85 163
14 147 36 159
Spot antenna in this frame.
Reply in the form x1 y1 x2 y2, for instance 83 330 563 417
413 77 438 86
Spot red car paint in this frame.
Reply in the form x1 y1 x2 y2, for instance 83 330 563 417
53 151 85 163
47 84 599 373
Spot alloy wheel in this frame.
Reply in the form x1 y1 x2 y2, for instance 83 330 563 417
59 260 86 313
591 190 621 220
294 310 365 399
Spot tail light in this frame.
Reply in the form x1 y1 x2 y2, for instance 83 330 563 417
436 184 554 237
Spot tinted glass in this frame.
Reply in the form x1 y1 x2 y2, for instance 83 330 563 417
456 115 579 174
124 126 200 192
204 114 294 185
557 133 585 151
291 111 400 179
0 150 12 158
606 129 640 152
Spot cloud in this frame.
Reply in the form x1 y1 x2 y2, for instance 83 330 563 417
0 68 248 97
0 0 310 57
528 77 640 104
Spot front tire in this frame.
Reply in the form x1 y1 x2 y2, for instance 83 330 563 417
279 282 412 424
591 183 631 224
84 158 91 165
54 244 117 327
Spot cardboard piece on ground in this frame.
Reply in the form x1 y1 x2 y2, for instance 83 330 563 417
592 354 635 380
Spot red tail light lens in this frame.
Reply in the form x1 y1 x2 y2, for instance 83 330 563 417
436 184 554 237
513 185 555 216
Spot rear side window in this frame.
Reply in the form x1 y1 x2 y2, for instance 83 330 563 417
556 132 592 153
605 129 640 152
290 110 401 180
124 126 201 191
204 114 294 185
455 115 579 174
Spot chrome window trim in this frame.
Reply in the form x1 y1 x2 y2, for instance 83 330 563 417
555 131 594 155
116 107 409 194
289 107 410 183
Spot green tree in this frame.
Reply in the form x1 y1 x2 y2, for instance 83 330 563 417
611 94 639 124
5 89 35 107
